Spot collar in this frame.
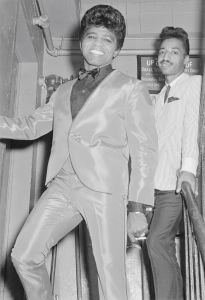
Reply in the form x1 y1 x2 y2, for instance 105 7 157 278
165 72 186 88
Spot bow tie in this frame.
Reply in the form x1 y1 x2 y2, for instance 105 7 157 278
78 68 100 80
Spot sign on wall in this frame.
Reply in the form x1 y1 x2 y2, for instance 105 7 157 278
137 55 202 94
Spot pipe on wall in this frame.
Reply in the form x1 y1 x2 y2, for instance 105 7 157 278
33 15 57 55
33 0 67 57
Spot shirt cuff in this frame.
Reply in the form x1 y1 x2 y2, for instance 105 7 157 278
181 157 198 176
127 201 153 213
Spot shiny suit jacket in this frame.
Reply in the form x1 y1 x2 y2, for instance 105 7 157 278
0 70 157 205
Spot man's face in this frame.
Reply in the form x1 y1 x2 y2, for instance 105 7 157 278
80 26 119 70
158 38 189 83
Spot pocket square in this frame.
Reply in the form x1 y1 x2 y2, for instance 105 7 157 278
167 96 180 103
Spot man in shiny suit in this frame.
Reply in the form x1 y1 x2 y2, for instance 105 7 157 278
145 27 201 300
0 5 157 300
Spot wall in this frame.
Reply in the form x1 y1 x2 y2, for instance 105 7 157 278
0 0 45 299
0 1 20 298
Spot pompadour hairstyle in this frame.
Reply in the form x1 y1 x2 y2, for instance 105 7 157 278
159 26 190 55
79 5 126 50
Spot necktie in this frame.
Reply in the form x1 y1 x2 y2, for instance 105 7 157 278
164 85 171 103
78 68 100 80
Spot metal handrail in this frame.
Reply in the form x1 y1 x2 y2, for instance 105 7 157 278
181 181 205 265
181 181 205 300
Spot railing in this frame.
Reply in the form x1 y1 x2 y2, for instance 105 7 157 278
182 182 205 300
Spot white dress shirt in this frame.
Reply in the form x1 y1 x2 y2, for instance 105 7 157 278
154 73 202 190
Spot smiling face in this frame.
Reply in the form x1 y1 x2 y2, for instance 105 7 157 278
158 38 189 83
80 26 120 70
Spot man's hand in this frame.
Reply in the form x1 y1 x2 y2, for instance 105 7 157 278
176 171 196 194
127 212 148 243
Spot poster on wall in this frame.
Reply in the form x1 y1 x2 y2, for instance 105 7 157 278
137 55 202 94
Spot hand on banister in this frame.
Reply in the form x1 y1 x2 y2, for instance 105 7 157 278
176 171 196 194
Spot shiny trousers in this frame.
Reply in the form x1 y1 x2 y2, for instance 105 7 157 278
11 159 128 300
146 190 183 300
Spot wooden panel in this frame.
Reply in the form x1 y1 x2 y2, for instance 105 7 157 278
15 1 37 62
126 2 141 35
0 1 45 299
0 2 19 298
42 0 81 38
140 2 173 34
20 0 44 62
173 1 202 33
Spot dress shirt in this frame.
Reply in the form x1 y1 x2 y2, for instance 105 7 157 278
70 64 113 119
154 73 201 190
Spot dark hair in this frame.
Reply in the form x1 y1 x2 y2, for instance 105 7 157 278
159 26 190 55
79 5 126 50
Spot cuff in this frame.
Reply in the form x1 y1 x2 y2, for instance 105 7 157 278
181 157 198 176
127 201 153 213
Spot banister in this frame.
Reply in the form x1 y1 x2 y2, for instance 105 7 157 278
181 181 205 265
